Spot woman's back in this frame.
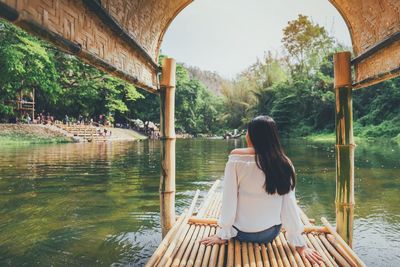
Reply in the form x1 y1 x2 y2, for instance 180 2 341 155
201 116 323 265
222 153 283 232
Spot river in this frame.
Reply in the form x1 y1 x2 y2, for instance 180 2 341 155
0 138 399 266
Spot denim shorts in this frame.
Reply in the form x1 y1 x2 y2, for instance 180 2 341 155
233 224 282 244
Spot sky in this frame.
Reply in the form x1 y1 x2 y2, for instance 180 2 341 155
161 0 352 79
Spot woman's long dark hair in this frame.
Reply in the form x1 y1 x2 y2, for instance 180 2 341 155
247 115 295 195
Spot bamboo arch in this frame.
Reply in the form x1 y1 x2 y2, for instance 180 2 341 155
0 0 398 92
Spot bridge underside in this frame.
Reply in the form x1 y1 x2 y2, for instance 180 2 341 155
0 0 399 92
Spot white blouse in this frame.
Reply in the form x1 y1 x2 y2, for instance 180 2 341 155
216 154 306 247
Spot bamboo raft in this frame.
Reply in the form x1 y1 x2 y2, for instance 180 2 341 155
146 180 366 267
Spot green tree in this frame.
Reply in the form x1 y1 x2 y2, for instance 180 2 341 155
282 14 334 77
0 21 60 121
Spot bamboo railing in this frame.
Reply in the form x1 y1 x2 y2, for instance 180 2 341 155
146 180 366 267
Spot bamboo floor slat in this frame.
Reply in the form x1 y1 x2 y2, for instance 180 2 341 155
146 180 366 267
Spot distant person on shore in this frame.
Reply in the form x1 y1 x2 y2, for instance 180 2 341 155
26 114 32 124
200 116 324 265
64 114 69 125
78 115 83 125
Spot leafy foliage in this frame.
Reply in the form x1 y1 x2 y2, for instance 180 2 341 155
0 20 143 123
282 14 334 77
0 21 60 119
216 15 399 139
0 16 398 139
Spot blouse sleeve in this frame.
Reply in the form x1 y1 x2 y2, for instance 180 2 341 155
281 188 306 247
216 159 238 240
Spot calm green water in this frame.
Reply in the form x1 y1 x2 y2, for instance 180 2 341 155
0 139 399 266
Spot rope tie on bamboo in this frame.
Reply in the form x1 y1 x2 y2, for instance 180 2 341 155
160 190 175 194
160 137 176 140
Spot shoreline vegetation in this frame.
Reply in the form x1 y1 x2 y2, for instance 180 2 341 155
0 135 71 145
1 16 398 143
0 124 147 145
2 124 399 146
0 124 73 145
303 132 400 144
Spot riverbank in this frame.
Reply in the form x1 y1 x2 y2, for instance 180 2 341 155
104 127 147 141
302 133 336 142
0 124 73 145
302 132 400 143
0 124 147 145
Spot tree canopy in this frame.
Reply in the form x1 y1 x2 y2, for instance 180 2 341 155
0 16 399 140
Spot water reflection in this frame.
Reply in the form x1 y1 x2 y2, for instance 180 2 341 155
0 139 399 266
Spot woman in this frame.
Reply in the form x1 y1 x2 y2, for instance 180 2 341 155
200 116 323 264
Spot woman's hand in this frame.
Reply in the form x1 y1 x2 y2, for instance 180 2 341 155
199 234 227 246
296 246 324 265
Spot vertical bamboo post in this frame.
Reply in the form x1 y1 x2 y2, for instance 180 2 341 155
333 51 355 247
160 57 177 237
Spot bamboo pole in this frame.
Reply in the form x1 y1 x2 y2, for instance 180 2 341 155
212 197 222 218
207 193 220 218
283 232 312 267
304 234 327 267
189 217 218 225
226 239 235 267
326 235 357 267
278 233 300 267
160 57 177 237
267 243 278 267
247 242 256 267
201 227 217 266
205 197 216 218
321 218 366 267
242 242 250 267
194 226 212 267
179 226 201 267
319 235 351 267
314 235 338 267
299 209 313 227
203 193 217 218
171 224 196 267
235 240 242 267
197 180 220 217
271 240 284 267
306 234 334 267
254 243 264 267
275 236 291 267
145 209 187 267
187 226 207 267
217 241 226 267
302 226 329 234
208 229 220 267
156 190 200 267
260 244 271 267
333 51 355 247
